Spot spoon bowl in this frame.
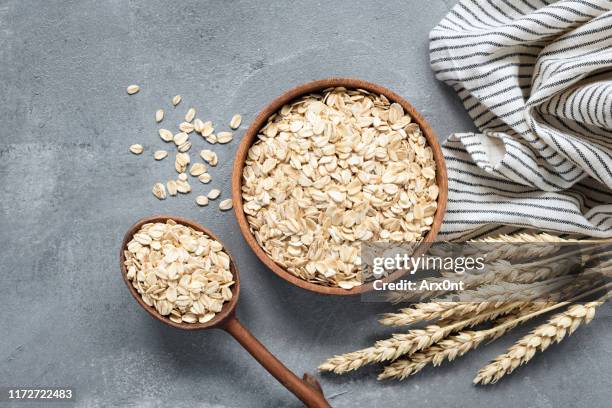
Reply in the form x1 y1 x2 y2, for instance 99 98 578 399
120 215 240 330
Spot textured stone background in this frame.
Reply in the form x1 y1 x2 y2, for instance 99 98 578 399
1 0 610 407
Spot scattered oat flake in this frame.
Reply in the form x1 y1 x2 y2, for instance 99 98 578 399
154 150 168 160
179 122 195 133
206 134 217 144
185 108 196 123
200 149 218 166
129 144 143 154
178 141 192 152
219 199 233 211
217 131 233 144
198 173 212 184
176 180 191 193
189 163 207 176
196 195 209 206
173 132 188 146
230 114 242 129
167 180 178 196
159 129 173 142
207 189 220 200
201 121 214 137
172 95 182 106
155 109 164 123
127 85 140 95
193 118 205 133
152 183 167 200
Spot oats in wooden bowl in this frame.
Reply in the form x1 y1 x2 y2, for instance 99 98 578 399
233 79 447 295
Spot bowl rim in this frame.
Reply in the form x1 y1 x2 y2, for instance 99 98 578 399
231 77 448 296
119 215 241 330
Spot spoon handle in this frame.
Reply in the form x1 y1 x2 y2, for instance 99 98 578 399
223 316 332 408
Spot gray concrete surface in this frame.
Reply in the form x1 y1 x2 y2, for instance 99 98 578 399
1 0 610 407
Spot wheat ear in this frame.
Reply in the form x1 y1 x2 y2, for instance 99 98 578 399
319 300 529 374
470 232 612 244
381 278 571 326
474 292 611 385
379 317 529 380
465 232 611 263
378 278 605 380
387 256 576 304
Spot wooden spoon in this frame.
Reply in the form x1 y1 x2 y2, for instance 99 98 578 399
120 215 331 408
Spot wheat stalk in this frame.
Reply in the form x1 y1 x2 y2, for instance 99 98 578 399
387 257 576 304
380 282 608 380
465 233 568 261
323 276 608 374
474 293 610 385
378 278 606 380
471 232 612 244
387 247 612 304
380 278 571 326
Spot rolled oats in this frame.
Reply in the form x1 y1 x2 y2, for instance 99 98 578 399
159 129 174 142
217 131 233 144
230 114 242 129
193 118 205 133
123 220 234 324
185 108 196 123
241 88 438 288
152 183 167 200
173 132 189 146
189 163 207 176
155 109 164 123
201 121 214 137
129 144 143 154
154 150 168 161
219 199 233 211
207 189 220 200
177 141 192 152
200 150 218 166
179 122 194 133
175 153 190 173
167 180 178 196
198 173 212 184
196 195 209 206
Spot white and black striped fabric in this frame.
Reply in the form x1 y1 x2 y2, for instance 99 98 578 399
431 0 612 240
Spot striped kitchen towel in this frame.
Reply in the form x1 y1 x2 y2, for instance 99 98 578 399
431 0 612 240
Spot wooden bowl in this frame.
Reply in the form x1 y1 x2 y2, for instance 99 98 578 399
231 78 448 296
120 215 241 330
